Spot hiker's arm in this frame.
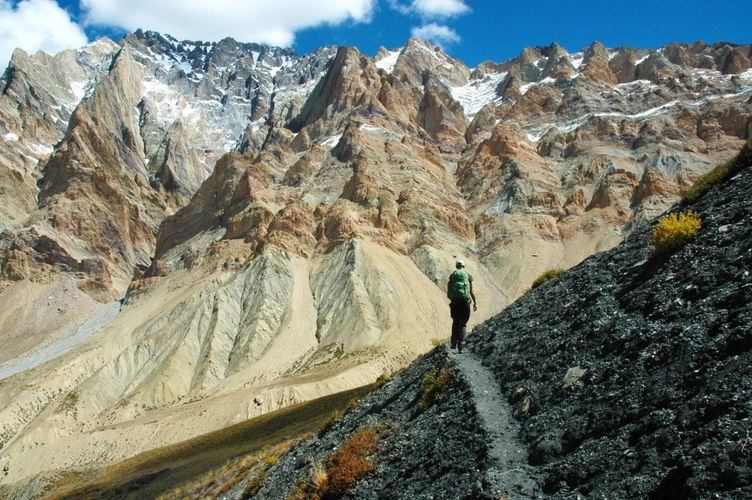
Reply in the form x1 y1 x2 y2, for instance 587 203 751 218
470 280 477 311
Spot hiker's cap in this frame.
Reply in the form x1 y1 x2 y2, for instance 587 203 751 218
455 259 465 268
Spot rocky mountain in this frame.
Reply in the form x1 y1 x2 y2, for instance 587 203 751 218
0 30 750 496
224 139 752 499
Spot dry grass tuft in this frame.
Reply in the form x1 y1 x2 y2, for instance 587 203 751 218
683 137 752 203
529 268 565 292
418 361 455 411
324 427 378 498
241 471 267 499
310 462 330 497
291 427 381 500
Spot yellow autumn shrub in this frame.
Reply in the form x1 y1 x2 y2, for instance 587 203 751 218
650 210 701 254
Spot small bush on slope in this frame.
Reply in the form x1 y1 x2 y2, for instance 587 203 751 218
418 361 455 411
528 268 565 293
241 471 267 499
683 137 752 203
650 210 702 254
290 427 380 500
324 427 378 498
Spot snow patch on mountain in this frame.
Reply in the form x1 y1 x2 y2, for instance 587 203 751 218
177 60 193 75
68 81 89 104
375 50 401 73
142 77 197 125
275 75 325 97
519 77 556 96
150 50 180 73
569 52 585 70
31 143 54 156
322 134 343 148
524 78 752 143
451 71 507 118
267 56 294 77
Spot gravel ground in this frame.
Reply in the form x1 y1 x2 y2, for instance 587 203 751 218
452 351 540 498
236 346 494 500
468 160 752 498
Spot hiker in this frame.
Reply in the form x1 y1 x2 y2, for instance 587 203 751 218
447 259 477 353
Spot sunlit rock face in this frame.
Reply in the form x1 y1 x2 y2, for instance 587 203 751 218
0 31 750 496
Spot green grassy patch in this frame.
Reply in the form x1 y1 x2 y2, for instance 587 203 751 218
418 361 455 412
528 268 565 292
683 137 752 203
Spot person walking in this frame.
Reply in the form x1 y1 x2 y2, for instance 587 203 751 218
447 259 477 353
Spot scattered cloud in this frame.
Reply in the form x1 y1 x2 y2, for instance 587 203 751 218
389 0 470 19
0 0 470 70
411 0 470 19
0 0 87 67
391 0 468 50
411 22 460 48
80 0 377 47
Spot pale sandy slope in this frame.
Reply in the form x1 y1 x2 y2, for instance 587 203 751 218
0 240 500 489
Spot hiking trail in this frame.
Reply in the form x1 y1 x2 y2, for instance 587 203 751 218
451 350 542 498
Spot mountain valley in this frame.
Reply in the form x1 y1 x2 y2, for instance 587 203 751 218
0 30 750 496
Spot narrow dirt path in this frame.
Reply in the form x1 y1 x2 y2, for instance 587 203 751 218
451 350 541 498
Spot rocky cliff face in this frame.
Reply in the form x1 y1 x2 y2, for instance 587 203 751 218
0 32 751 495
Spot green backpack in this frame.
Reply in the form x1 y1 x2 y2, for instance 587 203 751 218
447 269 470 301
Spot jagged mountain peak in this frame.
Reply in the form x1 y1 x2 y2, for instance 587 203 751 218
124 29 301 78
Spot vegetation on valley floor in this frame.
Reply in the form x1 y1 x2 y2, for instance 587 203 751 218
45 385 375 500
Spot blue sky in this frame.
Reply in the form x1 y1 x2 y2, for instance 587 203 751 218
1 0 750 70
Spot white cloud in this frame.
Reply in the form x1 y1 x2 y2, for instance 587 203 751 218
391 0 469 50
411 22 460 49
81 0 377 47
0 0 88 68
390 0 470 19
412 0 469 18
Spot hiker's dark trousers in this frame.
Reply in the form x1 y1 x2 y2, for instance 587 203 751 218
449 299 471 349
